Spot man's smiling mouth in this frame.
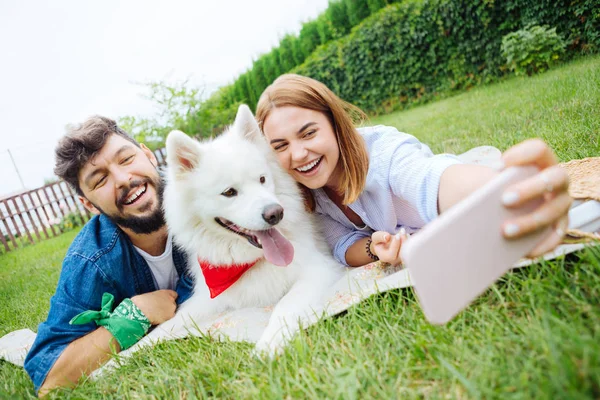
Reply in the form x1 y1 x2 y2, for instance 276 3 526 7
123 183 148 206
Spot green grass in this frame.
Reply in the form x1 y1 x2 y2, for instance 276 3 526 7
0 228 82 399
372 56 600 161
1 56 599 399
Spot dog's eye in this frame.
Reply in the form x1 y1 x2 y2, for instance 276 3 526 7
221 188 238 197
260 175 266 184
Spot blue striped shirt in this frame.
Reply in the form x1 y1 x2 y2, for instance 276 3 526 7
312 125 462 265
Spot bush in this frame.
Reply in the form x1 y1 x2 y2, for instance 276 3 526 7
252 58 268 96
315 13 335 43
501 25 567 76
290 35 308 66
56 211 84 232
367 0 387 14
327 0 353 38
278 35 298 71
267 49 283 78
345 0 372 26
294 0 599 114
299 20 322 57
132 0 599 138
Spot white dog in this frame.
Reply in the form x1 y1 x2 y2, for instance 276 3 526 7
136 104 343 354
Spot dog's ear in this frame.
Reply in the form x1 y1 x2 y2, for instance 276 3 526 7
166 130 201 175
233 104 263 144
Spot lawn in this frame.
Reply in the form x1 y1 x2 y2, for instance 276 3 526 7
1 56 599 399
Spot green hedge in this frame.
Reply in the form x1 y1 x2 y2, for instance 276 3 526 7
294 0 599 114
224 0 392 115
188 0 598 137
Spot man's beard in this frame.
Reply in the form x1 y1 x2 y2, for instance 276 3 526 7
93 175 166 235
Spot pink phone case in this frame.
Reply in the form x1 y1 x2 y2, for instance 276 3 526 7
400 166 552 324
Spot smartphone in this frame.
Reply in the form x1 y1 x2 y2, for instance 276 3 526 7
400 166 552 324
568 200 600 233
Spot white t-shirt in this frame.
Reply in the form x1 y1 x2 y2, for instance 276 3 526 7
134 234 179 290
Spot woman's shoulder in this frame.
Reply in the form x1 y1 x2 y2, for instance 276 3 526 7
357 125 421 155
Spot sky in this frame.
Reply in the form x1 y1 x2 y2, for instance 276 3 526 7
0 0 330 197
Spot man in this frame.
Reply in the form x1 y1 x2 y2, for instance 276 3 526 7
24 116 194 396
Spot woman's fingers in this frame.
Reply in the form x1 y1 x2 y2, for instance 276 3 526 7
372 231 391 245
501 138 559 170
372 232 405 264
500 139 571 257
502 165 569 208
527 215 569 258
376 237 400 259
502 192 572 239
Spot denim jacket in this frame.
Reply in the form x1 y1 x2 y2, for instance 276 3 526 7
24 214 195 392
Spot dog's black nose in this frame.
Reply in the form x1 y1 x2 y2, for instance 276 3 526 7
262 204 284 225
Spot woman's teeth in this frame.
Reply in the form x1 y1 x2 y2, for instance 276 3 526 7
296 157 321 172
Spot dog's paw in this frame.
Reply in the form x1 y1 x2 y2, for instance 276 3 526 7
253 336 285 358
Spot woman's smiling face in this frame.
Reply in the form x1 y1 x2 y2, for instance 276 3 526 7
262 106 341 190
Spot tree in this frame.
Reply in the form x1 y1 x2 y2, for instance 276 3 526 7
118 79 206 147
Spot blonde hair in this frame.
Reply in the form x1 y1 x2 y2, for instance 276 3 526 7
256 74 369 211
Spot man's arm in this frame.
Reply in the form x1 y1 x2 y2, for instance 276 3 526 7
38 327 119 397
37 290 178 397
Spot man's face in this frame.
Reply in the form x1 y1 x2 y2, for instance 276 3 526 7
78 134 165 234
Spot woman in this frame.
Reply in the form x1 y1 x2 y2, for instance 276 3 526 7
255 74 571 267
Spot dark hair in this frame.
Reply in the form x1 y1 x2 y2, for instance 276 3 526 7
54 116 140 195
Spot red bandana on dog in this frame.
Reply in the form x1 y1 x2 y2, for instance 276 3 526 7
198 257 262 298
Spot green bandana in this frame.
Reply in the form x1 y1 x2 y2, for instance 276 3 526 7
70 292 151 350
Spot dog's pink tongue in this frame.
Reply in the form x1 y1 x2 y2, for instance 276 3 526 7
255 228 294 266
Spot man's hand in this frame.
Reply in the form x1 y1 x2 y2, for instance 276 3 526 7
131 290 178 325
38 290 178 396
371 230 408 265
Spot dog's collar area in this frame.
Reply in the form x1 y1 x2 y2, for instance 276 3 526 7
198 257 263 298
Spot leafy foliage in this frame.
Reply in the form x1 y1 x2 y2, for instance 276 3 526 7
327 0 353 39
223 0 385 114
346 0 371 26
293 0 599 114
2 55 600 393
56 211 85 232
118 80 206 147
501 25 567 76
120 0 599 138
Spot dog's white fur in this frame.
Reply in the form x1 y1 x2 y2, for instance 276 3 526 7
136 104 343 354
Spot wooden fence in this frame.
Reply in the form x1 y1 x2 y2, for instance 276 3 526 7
0 148 167 253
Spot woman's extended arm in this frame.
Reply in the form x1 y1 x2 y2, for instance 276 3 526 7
438 139 571 257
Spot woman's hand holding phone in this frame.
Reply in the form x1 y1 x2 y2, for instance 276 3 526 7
500 138 572 256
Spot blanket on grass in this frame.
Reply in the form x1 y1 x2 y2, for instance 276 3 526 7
0 242 591 371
